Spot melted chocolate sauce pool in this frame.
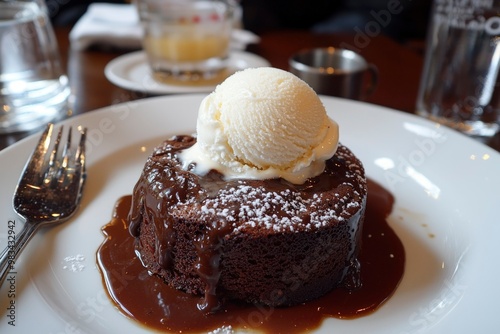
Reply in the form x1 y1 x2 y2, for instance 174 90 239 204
97 180 404 333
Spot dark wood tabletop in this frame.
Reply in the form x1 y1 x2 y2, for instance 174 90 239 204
1 27 499 151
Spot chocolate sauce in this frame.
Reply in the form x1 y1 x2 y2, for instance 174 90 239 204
97 179 404 333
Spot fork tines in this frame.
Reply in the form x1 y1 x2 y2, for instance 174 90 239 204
21 123 87 188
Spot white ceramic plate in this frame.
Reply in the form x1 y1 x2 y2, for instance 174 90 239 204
0 95 499 333
104 50 270 94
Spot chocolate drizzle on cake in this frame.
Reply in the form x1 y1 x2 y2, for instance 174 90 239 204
192 216 232 312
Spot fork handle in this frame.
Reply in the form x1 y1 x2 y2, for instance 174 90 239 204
0 220 39 288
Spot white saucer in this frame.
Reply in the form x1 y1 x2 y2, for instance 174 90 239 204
104 50 270 94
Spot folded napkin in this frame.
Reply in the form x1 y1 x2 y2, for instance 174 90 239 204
69 3 260 51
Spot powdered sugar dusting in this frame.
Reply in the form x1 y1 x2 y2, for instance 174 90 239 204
140 138 366 235
208 326 234 334
191 181 361 233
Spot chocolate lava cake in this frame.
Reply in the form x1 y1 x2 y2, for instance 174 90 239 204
128 135 367 311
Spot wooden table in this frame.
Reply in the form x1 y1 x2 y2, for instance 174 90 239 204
1 28 499 151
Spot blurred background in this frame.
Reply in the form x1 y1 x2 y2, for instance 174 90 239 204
45 0 433 43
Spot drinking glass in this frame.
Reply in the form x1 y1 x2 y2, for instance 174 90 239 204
0 0 70 134
416 0 500 138
136 0 236 83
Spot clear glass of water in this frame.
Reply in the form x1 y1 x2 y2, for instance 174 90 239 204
0 0 70 134
416 0 500 138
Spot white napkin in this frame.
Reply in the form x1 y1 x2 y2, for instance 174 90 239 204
69 3 260 51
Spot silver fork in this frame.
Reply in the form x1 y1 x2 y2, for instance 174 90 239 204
0 123 87 287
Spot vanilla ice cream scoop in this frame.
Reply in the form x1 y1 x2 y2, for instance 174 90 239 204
181 67 339 184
